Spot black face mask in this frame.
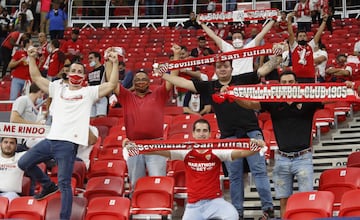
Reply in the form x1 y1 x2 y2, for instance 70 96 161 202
298 40 307 46
62 73 68 80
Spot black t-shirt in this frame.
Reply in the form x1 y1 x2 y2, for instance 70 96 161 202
88 65 105 86
261 102 323 152
193 72 261 138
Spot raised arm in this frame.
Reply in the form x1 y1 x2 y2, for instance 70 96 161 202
166 44 181 91
99 51 119 98
162 72 197 93
254 20 276 46
287 12 295 46
313 14 328 45
197 16 224 50
257 43 285 77
27 46 50 94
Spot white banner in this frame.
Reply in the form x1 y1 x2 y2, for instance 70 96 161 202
0 123 50 139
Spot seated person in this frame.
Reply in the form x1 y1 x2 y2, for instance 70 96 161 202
0 137 26 201
325 54 352 82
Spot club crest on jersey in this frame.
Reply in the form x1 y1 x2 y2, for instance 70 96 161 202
205 154 211 160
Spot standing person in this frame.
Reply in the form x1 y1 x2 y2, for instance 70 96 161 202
160 53 284 219
293 0 313 32
0 31 29 78
87 51 108 118
43 39 66 80
43 0 67 40
313 42 328 82
233 70 323 218
190 36 214 58
0 137 26 201
123 118 267 220
108 44 181 192
17 46 119 220
183 11 201 30
8 38 33 100
12 1 34 34
61 28 83 62
118 61 133 89
37 32 49 74
183 90 211 116
287 12 328 83
198 16 275 79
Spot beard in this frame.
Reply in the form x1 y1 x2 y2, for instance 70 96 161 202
298 40 307 46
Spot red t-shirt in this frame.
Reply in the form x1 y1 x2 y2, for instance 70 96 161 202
183 150 222 203
291 41 315 79
11 50 31 80
39 42 49 71
118 83 169 140
61 40 83 61
1 31 21 49
47 50 65 77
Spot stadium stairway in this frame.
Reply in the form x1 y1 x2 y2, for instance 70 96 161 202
172 111 360 220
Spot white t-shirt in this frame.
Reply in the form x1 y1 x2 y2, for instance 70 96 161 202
212 39 256 80
354 41 360 54
0 151 26 193
313 49 328 78
11 95 38 122
47 82 99 146
293 2 313 23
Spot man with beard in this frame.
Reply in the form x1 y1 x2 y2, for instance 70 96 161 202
0 137 26 201
108 44 181 192
287 12 328 83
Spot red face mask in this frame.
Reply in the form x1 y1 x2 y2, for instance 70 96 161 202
68 74 85 86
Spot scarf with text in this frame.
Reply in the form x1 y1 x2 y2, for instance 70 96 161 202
198 9 279 23
154 44 275 76
212 83 360 103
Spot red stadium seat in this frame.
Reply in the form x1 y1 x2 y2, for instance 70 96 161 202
284 191 335 220
21 176 32 196
318 167 360 211
84 176 125 202
0 197 8 218
347 151 360 167
108 107 124 117
6 196 48 220
45 196 87 220
50 160 87 189
90 116 121 128
164 106 184 116
339 189 360 217
97 147 125 161
85 197 131 220
88 160 127 178
167 160 187 202
313 108 335 141
131 176 174 218
102 134 126 148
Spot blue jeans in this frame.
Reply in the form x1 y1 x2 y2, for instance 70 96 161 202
273 151 313 199
18 139 78 220
10 77 26 100
224 130 273 215
127 154 166 191
183 198 238 220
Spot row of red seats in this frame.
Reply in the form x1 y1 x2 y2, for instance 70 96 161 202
284 151 360 219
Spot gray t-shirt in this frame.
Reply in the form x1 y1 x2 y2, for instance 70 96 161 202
12 95 38 122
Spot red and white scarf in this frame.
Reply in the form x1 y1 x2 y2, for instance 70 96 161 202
295 1 311 17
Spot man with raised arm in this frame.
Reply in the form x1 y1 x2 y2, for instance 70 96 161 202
18 46 119 220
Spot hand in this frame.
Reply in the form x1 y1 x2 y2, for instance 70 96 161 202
107 51 119 64
287 12 294 22
220 85 229 94
322 14 329 22
196 15 202 25
272 42 285 56
122 138 139 157
345 81 355 89
27 46 38 58
250 139 268 156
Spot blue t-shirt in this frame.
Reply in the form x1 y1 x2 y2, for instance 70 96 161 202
46 9 67 31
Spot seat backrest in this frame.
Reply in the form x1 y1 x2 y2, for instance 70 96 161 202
45 196 87 220
0 197 9 218
131 176 174 215
84 176 124 202
85 196 130 220
347 151 360 168
6 196 48 220
88 160 127 178
319 167 360 204
21 176 32 196
284 191 335 220
339 189 360 217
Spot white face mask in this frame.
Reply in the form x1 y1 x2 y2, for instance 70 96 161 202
89 60 96 67
232 39 244 48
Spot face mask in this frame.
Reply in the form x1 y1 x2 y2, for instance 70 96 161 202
89 60 96 67
68 74 84 86
298 40 307 46
232 39 244 48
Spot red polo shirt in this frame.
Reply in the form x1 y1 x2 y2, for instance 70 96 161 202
118 83 169 140
61 39 83 61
